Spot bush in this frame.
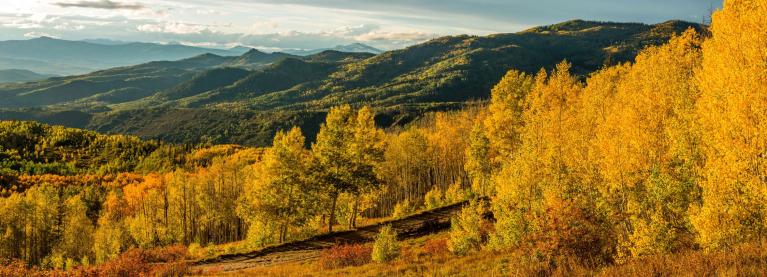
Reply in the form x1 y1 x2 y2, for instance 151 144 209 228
424 186 445 210
448 200 486 256
372 225 400 263
422 238 449 258
319 244 372 269
444 181 469 204
97 249 153 277
0 259 44 276
392 199 415 219
533 197 612 266
96 245 189 276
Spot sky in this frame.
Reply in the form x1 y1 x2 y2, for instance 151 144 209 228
0 0 723 51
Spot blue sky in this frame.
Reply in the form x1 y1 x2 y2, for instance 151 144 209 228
0 0 722 50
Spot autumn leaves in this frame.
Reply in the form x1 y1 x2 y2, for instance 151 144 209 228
476 0 766 263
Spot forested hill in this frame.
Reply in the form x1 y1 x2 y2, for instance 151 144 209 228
0 120 259 193
0 20 703 146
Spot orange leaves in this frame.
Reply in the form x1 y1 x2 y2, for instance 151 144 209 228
534 196 611 265
319 244 373 269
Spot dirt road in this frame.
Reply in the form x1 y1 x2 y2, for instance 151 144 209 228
190 199 481 274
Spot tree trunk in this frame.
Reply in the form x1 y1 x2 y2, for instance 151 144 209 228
279 223 288 243
328 193 338 233
349 193 360 229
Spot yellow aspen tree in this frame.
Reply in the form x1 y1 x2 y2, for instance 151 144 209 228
348 106 385 229
239 127 314 244
465 122 493 196
694 0 767 250
484 70 534 162
312 105 355 232
491 62 585 249
57 195 94 264
592 30 703 259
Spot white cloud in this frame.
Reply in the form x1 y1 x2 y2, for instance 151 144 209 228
24 31 59 38
355 31 433 42
175 41 220 48
137 22 209 34
54 22 86 31
252 20 279 31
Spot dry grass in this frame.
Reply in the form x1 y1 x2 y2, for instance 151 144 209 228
0 245 190 277
597 241 767 277
219 234 767 277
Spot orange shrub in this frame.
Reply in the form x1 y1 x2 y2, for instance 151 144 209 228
144 245 188 263
93 245 189 276
0 259 45 277
319 244 373 269
422 238 449 258
97 249 154 276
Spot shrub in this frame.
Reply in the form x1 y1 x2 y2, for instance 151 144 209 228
97 249 153 277
422 238 449 258
448 200 487 255
0 259 44 277
372 225 400 263
424 186 445 210
392 199 415 219
97 245 189 276
319 244 372 269
444 181 469 204
487 202 527 250
144 244 188 263
533 197 612 266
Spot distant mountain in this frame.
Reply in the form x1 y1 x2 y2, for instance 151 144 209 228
223 49 299 68
0 69 56 84
228 46 255 54
0 20 704 146
80 38 130 45
0 37 245 75
284 43 383 56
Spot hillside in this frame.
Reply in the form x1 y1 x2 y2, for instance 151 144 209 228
0 20 703 146
285 43 384 56
0 69 56 84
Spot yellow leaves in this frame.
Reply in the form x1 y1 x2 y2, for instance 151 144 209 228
485 70 534 159
693 0 767 250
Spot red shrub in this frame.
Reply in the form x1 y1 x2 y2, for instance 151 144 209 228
97 245 189 276
0 259 44 277
422 238 449 258
97 249 154 277
144 245 188 263
319 244 373 269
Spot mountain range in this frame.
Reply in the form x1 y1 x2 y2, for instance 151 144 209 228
0 37 382 76
0 20 703 146
283 43 383 56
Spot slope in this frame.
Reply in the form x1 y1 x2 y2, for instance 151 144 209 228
0 20 703 146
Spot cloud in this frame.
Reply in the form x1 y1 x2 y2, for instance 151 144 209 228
53 0 144 10
355 31 432 42
330 24 379 36
54 22 86 31
137 22 209 34
24 31 59 38
252 20 280 31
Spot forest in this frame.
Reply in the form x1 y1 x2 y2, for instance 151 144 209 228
0 0 765 275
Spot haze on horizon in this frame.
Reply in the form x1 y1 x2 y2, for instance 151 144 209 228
0 0 721 51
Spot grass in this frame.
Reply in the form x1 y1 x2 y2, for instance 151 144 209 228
208 233 767 277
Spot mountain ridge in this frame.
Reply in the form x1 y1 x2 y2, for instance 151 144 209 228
0 20 704 146
0 37 247 75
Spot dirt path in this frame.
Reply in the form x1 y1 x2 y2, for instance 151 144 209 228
190 199 481 274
